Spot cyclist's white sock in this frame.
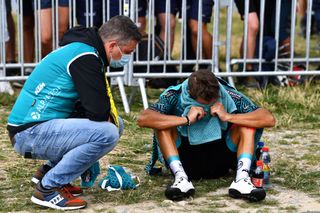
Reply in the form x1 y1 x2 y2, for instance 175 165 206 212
167 155 188 179
236 153 252 181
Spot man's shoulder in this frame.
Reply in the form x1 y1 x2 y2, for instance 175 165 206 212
162 87 181 98
225 88 243 100
60 42 97 57
217 78 246 100
160 87 182 105
149 86 182 114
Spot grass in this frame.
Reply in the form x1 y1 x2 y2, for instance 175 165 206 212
272 162 320 194
244 82 320 129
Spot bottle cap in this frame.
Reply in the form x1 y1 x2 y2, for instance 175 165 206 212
256 160 263 166
262 146 269 152
258 141 264 147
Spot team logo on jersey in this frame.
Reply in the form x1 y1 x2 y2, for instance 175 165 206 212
31 112 40 120
35 82 46 95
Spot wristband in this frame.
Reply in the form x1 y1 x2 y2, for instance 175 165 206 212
185 116 190 126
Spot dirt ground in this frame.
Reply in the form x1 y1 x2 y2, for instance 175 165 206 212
81 187 320 213
81 129 320 213
1 120 319 212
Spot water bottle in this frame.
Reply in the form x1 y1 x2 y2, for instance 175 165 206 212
255 141 265 161
250 141 264 172
260 146 271 189
251 160 264 188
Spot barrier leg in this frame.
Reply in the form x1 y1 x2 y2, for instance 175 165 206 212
138 78 148 109
117 76 130 113
228 76 235 88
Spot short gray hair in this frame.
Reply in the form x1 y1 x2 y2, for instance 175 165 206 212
98 15 142 45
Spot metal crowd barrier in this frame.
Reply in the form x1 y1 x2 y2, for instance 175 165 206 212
226 0 320 76
0 0 130 111
1 0 320 112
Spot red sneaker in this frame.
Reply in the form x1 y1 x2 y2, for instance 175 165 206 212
64 183 83 196
32 164 83 196
31 184 87 210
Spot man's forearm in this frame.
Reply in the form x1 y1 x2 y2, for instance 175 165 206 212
226 108 276 128
137 109 188 130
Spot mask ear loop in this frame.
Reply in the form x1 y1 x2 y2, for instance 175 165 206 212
116 43 124 57
109 42 121 62
116 44 132 58
116 43 133 62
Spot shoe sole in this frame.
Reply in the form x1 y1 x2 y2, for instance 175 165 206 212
165 188 195 201
31 196 86 210
228 188 266 202
68 192 82 196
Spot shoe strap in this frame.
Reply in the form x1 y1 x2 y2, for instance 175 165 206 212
242 169 250 174
59 187 75 199
173 176 187 185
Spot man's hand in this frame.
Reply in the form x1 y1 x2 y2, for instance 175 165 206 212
187 106 206 124
210 102 231 122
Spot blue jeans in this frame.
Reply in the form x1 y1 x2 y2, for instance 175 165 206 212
76 0 147 27
13 118 124 188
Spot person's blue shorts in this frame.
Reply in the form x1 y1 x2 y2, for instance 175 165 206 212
155 0 214 23
76 0 117 27
234 0 259 17
187 0 214 23
10 0 34 17
109 0 147 18
39 0 69 9
155 0 182 16
76 0 146 27
24 0 34 16
137 0 147 17
5 0 11 13
313 0 320 33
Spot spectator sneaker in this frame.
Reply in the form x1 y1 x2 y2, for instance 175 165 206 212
31 183 87 210
31 164 52 185
0 81 14 95
32 164 83 196
165 176 195 201
242 76 260 89
229 177 266 202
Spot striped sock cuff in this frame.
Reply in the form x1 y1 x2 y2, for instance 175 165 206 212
167 155 180 164
237 153 252 161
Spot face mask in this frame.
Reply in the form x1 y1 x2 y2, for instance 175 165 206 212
110 44 132 68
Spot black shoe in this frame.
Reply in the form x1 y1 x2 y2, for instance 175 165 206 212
241 76 261 89
165 177 195 201
229 177 266 202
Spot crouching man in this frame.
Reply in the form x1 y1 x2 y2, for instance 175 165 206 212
7 16 141 210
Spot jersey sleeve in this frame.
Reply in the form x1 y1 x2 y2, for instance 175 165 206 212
226 89 259 113
149 89 180 114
